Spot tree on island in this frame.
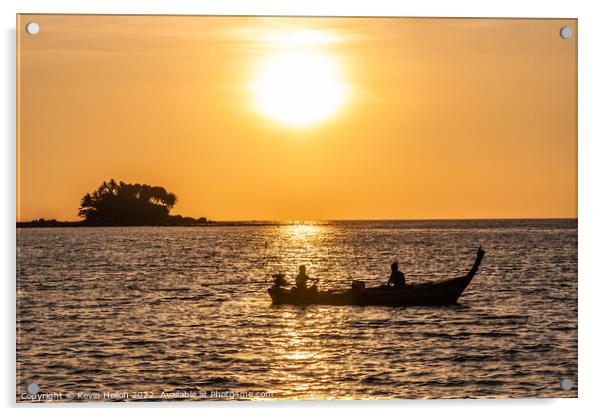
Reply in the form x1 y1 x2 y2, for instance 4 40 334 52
78 179 179 225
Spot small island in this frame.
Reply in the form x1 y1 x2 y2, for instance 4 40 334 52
17 179 209 227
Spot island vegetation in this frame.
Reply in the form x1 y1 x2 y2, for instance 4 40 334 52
18 179 208 227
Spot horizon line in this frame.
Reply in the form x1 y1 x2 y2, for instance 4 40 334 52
16 216 578 223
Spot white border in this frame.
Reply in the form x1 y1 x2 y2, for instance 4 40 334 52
2 1 600 415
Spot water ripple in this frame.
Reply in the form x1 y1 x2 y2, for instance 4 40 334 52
16 219 577 400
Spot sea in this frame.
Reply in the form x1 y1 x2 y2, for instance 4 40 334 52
16 219 577 400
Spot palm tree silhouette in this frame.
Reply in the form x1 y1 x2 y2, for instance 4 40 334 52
78 179 179 225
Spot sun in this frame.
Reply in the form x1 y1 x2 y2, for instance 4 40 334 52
252 51 348 128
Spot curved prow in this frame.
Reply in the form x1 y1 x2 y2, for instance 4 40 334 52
466 246 485 280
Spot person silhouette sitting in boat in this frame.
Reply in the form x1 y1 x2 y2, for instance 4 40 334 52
387 261 406 289
295 265 319 292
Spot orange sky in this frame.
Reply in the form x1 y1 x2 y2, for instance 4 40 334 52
17 15 577 221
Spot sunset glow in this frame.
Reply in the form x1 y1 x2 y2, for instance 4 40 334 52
15 15 579 403
16 16 577 221
251 30 348 127
252 51 348 127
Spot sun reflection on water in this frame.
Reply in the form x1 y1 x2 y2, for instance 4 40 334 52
282 223 323 241
16 221 578 400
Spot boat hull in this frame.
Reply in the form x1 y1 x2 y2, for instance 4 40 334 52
267 247 485 307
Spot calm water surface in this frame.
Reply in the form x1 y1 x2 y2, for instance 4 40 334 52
16 220 577 400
